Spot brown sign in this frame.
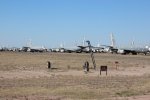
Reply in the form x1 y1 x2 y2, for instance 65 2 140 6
100 66 107 75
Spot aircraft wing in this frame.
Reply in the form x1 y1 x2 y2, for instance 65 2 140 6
77 46 87 49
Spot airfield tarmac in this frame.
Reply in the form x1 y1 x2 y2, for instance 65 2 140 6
0 52 150 100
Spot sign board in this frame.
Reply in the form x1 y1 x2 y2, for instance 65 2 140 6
115 61 119 70
100 66 107 75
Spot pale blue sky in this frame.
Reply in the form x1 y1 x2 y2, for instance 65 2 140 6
0 0 150 48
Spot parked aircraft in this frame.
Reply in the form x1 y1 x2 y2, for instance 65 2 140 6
61 46 89 53
21 46 47 52
96 33 118 54
0 47 9 51
75 42 104 53
28 46 47 52
118 46 150 55
112 34 150 55
99 33 150 55
21 40 47 52
53 44 104 53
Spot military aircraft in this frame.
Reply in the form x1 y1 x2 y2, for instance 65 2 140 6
95 33 118 54
60 46 89 53
55 43 103 53
21 46 47 52
101 33 150 55
116 37 150 55
117 46 150 55
21 40 47 52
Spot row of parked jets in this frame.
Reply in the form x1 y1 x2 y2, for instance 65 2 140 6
50 44 150 55
1 34 150 55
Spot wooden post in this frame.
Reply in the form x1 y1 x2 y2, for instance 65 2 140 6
48 61 51 69
86 61 89 72
115 61 119 70
83 61 90 73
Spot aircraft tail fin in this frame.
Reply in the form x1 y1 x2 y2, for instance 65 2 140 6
110 33 115 47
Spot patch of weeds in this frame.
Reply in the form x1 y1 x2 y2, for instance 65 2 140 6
115 90 137 97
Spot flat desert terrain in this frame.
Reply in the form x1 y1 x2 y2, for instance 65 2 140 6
0 52 150 100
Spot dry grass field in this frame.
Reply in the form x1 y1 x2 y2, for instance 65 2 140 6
0 52 150 100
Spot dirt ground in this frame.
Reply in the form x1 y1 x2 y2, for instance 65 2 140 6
0 52 150 100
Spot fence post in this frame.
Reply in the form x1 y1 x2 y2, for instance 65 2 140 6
48 61 51 69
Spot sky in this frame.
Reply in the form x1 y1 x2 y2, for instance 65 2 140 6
0 0 150 48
